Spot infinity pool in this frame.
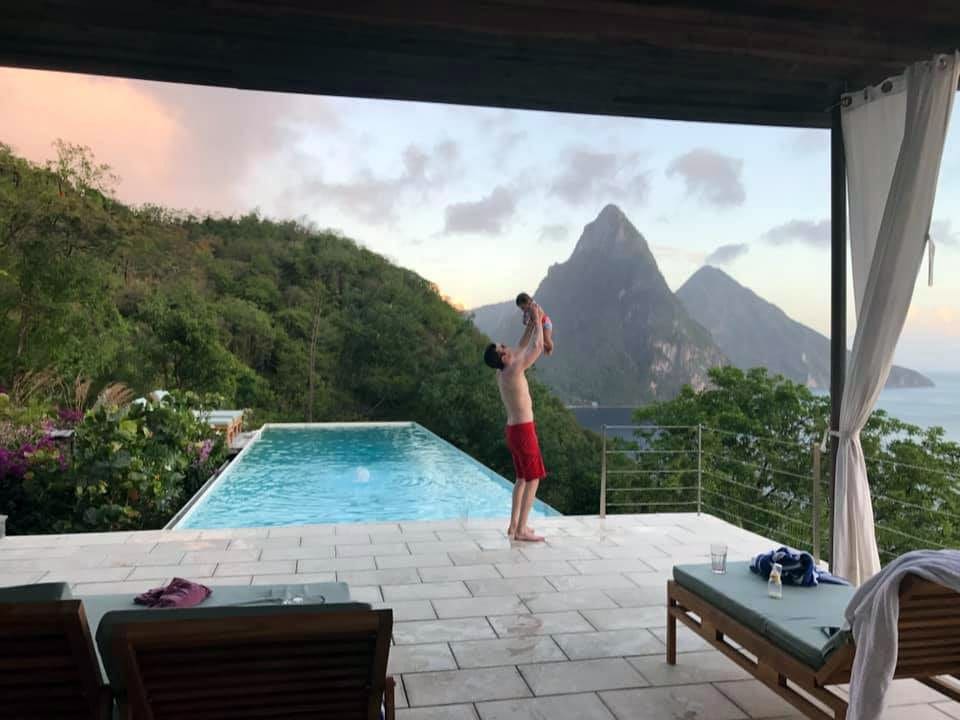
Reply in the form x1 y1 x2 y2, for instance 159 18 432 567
173 423 558 529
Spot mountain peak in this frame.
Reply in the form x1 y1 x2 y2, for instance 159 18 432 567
572 203 651 260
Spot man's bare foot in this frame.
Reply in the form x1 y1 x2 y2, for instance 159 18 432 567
507 527 535 540
514 530 545 542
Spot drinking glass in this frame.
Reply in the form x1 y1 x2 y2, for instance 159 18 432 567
710 543 728 574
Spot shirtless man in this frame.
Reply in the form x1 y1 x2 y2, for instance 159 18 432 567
483 302 547 542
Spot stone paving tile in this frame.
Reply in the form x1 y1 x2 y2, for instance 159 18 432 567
486 611 593 638
521 590 618 613
581 606 666 630
250 572 337 585
214 560 295 577
450 550 528 566
1 571 48 586
397 705 479 720
267 524 336 538
376 599 437 622
934 703 960 719
52 567 137 583
225 537 301 551
337 542 409 557
465 577 554 597
450 636 566 668
383 582 471 601
182 549 261 564
0 546 79 559
404 667 531 706
338 567 422 586
553 629 664 660
494 561 577 578
389 643 458 674
148 539 230 552
258 545 336 561
600 684 748 720
394 618 497 645
714 680 802 719
880 706 960 720
377 553 452 570
297 556 376 572
546 573 637 592
73 579 171 595
519 546 600 561
433 595 528 620
205 576 254 587
349 586 384 603
649 625 712 653
410 541 483 555
519 658 648 695
627 651 752 686
603 586 667 608
420 565 501 583
571 559 657 575
0 556 105 572
99 550 186 567
476 693 617 719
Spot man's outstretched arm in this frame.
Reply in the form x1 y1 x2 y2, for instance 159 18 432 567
519 304 544 368
518 317 534 348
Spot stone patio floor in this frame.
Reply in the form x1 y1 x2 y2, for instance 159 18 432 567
2 512 958 719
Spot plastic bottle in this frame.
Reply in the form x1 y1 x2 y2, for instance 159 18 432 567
768 562 783 599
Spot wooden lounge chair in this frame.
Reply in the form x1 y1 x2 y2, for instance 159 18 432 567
667 562 960 719
0 582 112 720
107 604 394 720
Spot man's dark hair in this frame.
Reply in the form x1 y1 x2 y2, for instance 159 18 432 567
483 343 504 370
516 292 532 307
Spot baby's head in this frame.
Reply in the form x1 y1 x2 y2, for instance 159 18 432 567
515 292 532 311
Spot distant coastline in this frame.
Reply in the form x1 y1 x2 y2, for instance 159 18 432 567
569 371 960 441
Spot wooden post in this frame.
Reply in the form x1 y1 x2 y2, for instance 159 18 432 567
830 102 846 568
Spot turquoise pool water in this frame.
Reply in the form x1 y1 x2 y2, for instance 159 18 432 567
174 423 558 529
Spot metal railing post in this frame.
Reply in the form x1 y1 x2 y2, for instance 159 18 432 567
812 441 822 563
697 424 702 516
600 424 607 518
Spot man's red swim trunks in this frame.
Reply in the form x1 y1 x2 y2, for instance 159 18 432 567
505 422 546 481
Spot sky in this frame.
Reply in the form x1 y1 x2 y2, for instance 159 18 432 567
3 67 960 372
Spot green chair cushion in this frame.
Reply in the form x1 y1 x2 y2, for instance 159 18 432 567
0 581 72 603
91 581 357 690
673 562 852 669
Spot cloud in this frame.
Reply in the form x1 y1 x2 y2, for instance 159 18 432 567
537 224 569 243
443 186 517 234
550 148 650 205
652 245 706 265
0 67 340 215
931 219 960 247
288 140 460 224
787 129 827 154
666 148 745 207
762 219 830 248
705 243 749 266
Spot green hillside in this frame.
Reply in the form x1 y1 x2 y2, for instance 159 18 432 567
0 141 599 516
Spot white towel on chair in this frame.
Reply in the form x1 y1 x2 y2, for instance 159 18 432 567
844 549 960 720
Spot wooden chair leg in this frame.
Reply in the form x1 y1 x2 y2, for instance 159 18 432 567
384 675 397 720
667 596 678 665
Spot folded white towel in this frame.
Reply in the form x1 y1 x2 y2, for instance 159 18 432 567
844 549 960 720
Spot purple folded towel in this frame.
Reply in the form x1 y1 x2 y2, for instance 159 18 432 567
135 578 212 608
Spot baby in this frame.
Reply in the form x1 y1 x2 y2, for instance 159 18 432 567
516 292 554 355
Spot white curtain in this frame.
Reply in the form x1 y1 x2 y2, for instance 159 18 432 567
835 52 959 585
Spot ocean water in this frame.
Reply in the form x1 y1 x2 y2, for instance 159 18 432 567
176 423 558 529
570 371 960 441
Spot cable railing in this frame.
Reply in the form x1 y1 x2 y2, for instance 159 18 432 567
600 423 958 566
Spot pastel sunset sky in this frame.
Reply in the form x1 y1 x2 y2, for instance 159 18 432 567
3 67 960 371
